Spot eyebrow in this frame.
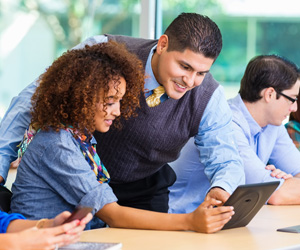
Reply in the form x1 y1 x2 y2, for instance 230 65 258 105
106 94 123 100
180 60 210 73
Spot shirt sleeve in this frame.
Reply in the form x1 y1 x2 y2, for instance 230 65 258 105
0 81 37 184
269 125 300 176
194 86 245 194
231 119 284 187
38 132 117 214
0 35 108 184
0 210 26 233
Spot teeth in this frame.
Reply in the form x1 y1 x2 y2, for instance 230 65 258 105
175 82 186 89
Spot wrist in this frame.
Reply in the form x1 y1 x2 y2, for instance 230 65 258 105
209 186 225 192
184 212 194 232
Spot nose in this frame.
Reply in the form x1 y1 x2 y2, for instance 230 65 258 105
111 102 121 117
290 100 298 112
183 72 197 88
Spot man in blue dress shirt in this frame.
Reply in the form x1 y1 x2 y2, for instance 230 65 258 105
169 54 300 214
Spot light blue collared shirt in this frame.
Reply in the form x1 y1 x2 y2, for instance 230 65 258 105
144 45 168 103
169 86 245 213
228 94 300 184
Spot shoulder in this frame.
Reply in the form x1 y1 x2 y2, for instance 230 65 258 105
190 73 219 101
227 95 251 134
31 129 78 152
228 95 245 121
106 34 156 45
199 73 219 91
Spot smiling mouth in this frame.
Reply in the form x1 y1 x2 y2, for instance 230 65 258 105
105 119 114 126
174 81 187 89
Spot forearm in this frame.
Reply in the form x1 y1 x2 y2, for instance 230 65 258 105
268 178 300 205
6 218 53 233
294 173 300 178
96 202 191 231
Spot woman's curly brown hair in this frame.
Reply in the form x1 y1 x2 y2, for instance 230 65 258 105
31 41 145 134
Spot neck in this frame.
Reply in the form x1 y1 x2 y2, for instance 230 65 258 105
151 52 160 84
244 100 268 128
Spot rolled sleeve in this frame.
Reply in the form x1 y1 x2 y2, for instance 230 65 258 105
39 131 117 214
0 81 38 183
195 86 245 194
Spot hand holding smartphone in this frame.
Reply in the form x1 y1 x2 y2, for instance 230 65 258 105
63 205 93 224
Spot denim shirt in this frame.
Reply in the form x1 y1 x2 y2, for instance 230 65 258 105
10 129 117 229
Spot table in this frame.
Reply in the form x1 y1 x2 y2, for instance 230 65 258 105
80 205 300 250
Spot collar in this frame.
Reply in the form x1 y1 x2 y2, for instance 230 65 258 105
144 45 160 93
235 94 265 137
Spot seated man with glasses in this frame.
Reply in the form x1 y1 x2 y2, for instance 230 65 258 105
169 55 300 213
227 55 300 205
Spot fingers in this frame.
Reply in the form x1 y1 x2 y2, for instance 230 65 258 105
270 169 282 177
193 203 235 234
46 219 80 236
265 164 275 170
283 174 293 180
65 222 86 235
79 212 93 225
266 165 292 180
52 231 81 246
10 158 21 169
53 211 72 227
205 214 233 233
201 198 222 208
270 169 291 179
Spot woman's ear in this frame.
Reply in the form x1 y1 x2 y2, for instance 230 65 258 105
156 34 169 55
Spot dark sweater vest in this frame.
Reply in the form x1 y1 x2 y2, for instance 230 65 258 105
94 34 219 184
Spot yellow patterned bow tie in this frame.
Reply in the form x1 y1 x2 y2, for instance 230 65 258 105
146 86 165 107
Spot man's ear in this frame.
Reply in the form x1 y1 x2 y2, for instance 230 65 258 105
156 34 169 55
263 87 276 103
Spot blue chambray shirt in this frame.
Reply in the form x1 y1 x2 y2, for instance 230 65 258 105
10 129 117 229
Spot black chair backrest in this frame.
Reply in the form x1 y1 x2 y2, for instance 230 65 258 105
0 186 12 212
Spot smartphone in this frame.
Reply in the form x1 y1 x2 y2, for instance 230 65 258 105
63 205 93 224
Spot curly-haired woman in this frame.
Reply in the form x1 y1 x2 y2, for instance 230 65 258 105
10 41 233 233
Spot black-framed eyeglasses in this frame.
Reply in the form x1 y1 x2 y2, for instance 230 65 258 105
276 91 298 104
